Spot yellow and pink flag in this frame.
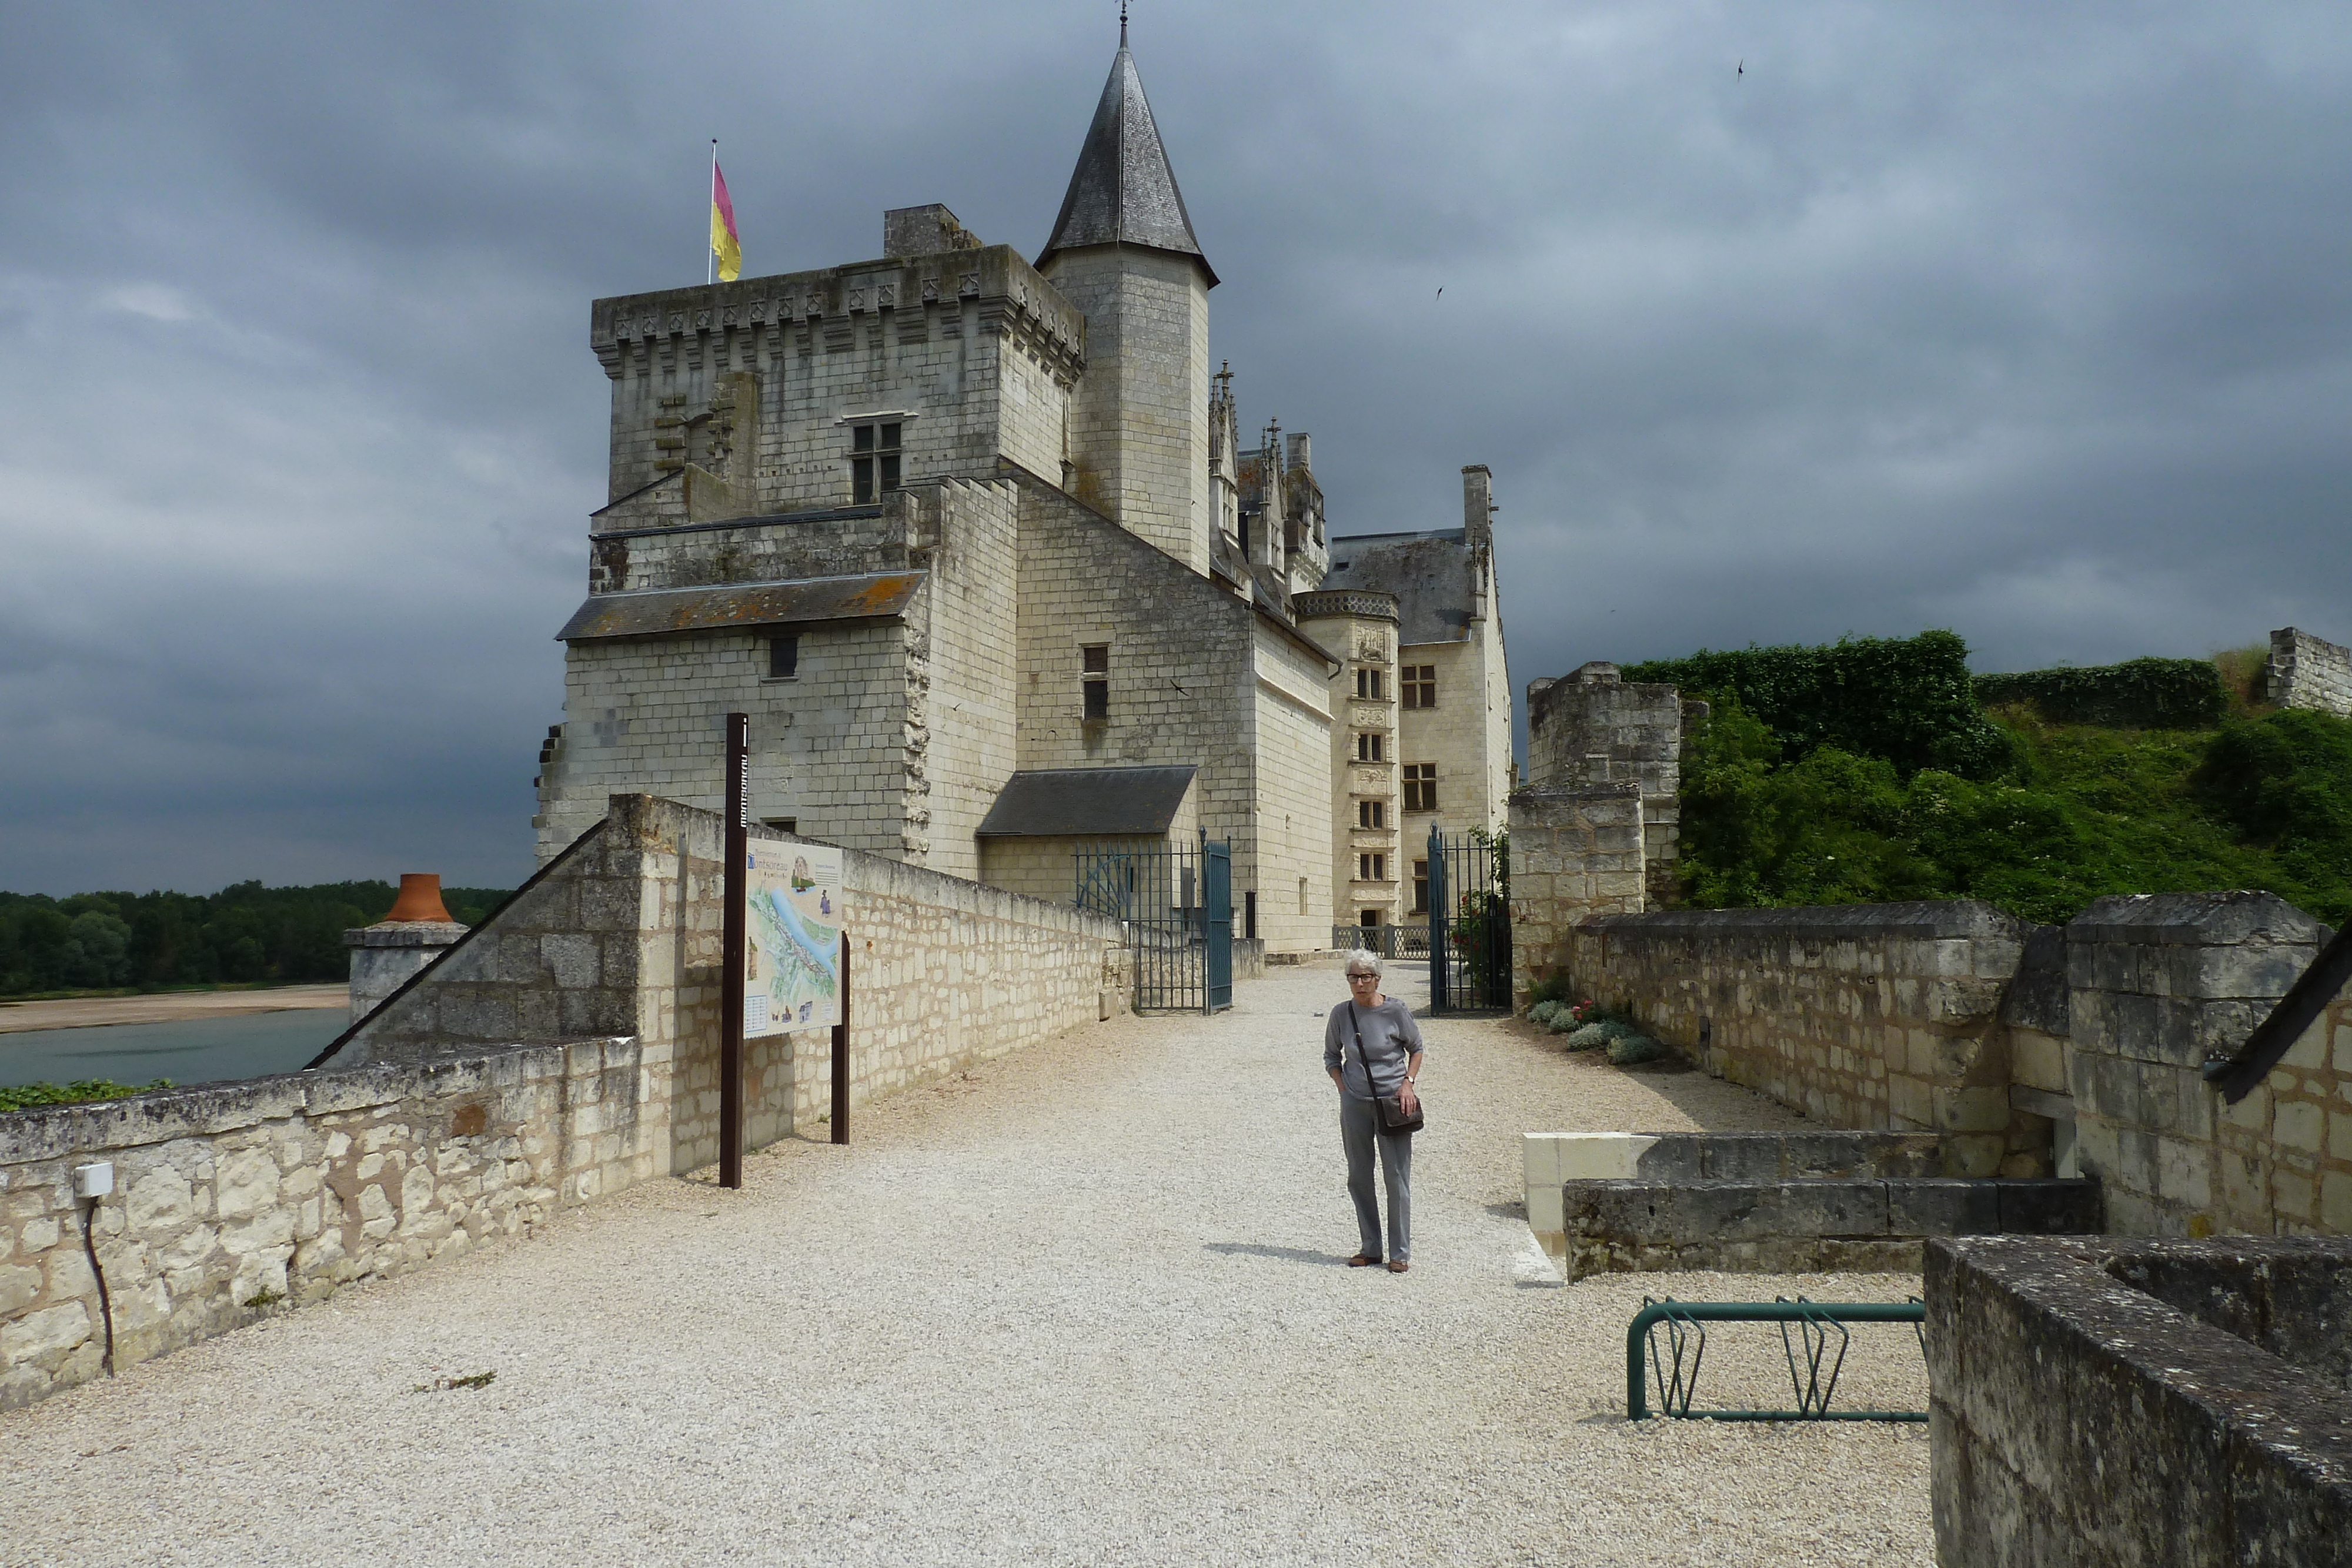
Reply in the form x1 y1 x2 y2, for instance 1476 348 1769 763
710 144 741 282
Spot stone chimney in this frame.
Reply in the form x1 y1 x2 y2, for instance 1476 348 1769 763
882 203 982 257
1462 465 1494 553
1286 432 1312 474
344 874 469 1025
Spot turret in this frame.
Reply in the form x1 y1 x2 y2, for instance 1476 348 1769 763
1038 26 1216 574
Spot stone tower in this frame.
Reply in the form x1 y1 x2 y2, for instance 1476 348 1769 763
1037 26 1217 575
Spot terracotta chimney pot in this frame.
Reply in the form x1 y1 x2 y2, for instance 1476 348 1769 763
384 873 455 924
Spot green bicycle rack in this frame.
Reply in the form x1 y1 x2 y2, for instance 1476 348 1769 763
1626 1295 1928 1422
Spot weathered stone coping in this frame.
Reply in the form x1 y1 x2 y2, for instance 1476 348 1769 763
0 1044 609 1164
1928 1235 2352 1566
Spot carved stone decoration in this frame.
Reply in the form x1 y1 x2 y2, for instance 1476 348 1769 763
721 306 737 326
1353 629 1388 661
848 288 866 312
877 283 896 307
666 314 684 333
959 273 980 296
694 310 711 329
749 300 766 321
921 276 940 302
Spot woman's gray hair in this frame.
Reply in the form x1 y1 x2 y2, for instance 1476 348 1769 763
1345 949 1384 977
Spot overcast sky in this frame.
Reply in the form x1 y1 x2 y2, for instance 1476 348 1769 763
3 1 2347 895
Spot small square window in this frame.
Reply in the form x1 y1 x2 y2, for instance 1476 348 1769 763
767 635 800 680
1359 909 1381 928
1355 732 1385 763
1355 668 1384 700
1358 800 1385 830
762 817 799 835
1402 666 1437 708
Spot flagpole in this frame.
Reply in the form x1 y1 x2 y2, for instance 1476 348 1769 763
709 139 718 285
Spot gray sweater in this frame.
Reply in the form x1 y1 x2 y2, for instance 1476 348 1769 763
1325 998 1426 1099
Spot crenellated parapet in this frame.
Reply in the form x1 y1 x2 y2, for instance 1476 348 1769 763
590 243 1085 386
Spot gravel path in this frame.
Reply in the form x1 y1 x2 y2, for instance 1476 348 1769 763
0 961 1930 1566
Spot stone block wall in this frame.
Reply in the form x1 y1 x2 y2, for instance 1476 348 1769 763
4 792 1137 1410
543 478 1023 878
1 1040 646 1412
2267 626 2352 717
1556 902 2041 1176
2066 892 2331 1236
1506 783 1646 1012
1929 1235 2352 1566
1041 246 1211 573
1524 664 1692 903
590 245 1082 518
339 794 1133 1160
1007 469 1336 952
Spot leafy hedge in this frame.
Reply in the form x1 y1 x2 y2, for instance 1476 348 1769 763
1676 699 2352 927
0 881 512 998
1622 630 2013 780
1975 658 2227 730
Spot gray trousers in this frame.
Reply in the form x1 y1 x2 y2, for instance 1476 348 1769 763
1340 1094 1413 1261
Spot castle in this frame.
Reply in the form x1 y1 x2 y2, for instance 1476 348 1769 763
532 31 1512 952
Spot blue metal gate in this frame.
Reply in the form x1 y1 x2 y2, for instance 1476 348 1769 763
1428 828 1511 1012
1073 835 1235 1015
1204 841 1232 1012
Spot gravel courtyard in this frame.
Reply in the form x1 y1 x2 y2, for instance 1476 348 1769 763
0 961 1931 1567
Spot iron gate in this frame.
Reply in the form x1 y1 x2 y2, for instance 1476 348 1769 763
1073 835 1235 1015
1428 828 1510 1012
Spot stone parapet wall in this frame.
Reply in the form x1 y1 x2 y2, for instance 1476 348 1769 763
0 793 1140 1410
1929 1235 2352 1566
1 1039 644 1412
1555 902 2042 1176
339 794 1132 1164
2065 892 2332 1236
2267 626 2352 717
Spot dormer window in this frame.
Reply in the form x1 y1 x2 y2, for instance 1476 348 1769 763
851 421 901 503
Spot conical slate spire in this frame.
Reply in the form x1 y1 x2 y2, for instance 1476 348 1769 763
1037 39 1217 286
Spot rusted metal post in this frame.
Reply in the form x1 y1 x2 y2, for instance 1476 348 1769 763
830 941 851 1145
719 711 749 1189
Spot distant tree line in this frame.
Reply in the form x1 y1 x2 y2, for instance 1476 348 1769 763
0 882 511 998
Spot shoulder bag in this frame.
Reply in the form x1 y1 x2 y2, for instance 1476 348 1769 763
1349 1001 1425 1135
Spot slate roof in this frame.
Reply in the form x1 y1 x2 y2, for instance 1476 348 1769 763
557 572 923 642
975 765 1198 838
1319 529 1476 646
1037 42 1217 286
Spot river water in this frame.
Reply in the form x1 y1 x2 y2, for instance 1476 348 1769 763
0 1009 350 1091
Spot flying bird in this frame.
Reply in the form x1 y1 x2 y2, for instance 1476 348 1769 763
1738 59 1744 76
1435 287 1443 300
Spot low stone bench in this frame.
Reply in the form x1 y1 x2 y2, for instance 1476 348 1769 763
1525 1132 2099 1278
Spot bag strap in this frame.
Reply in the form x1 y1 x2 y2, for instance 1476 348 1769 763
1348 1001 1379 1097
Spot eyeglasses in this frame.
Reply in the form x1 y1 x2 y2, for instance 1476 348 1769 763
1347 973 1379 983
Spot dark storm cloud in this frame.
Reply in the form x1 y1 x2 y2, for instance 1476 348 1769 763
2 1 2347 892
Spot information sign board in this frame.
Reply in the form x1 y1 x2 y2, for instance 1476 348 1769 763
743 842 844 1035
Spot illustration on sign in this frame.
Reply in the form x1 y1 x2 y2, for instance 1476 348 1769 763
743 842 844 1035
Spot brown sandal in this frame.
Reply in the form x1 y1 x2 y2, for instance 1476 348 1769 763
1387 1259 1410 1273
1347 1253 1380 1267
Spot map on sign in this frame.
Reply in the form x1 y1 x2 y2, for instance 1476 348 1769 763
743 842 844 1036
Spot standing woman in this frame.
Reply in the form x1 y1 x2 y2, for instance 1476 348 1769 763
1325 951 1425 1272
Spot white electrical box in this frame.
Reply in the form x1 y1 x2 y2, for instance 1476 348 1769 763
72 1162 113 1199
